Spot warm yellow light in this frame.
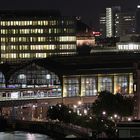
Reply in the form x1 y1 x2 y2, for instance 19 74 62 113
78 101 82 105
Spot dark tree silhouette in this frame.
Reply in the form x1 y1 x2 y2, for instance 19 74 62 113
77 45 92 55
92 91 134 117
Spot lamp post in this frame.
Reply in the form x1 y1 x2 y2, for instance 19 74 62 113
102 111 106 116
46 74 51 98
77 100 83 115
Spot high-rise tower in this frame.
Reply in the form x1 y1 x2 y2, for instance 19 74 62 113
136 2 140 33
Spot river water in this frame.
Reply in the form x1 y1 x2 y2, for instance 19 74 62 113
0 131 53 140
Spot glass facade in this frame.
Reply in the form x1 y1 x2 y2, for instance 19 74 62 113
0 64 61 99
114 75 128 94
0 16 76 63
81 77 97 96
98 76 113 93
0 71 134 100
63 73 133 97
63 77 79 97
0 72 5 88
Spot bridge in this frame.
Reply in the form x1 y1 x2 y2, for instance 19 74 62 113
7 120 92 138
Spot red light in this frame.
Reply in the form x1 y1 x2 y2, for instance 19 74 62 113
93 31 101 36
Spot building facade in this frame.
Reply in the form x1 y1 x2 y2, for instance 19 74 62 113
63 73 133 97
115 12 136 37
136 4 140 34
0 10 77 63
106 8 113 38
100 7 136 38
99 14 106 38
0 53 139 120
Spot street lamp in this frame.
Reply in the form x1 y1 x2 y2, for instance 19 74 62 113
78 101 82 105
79 113 82 116
114 114 118 119
102 111 106 116
84 109 88 115
69 110 72 114
73 105 77 112
89 116 92 120
77 101 82 115
128 117 131 121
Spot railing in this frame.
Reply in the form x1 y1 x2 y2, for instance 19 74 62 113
0 96 62 101
0 86 59 92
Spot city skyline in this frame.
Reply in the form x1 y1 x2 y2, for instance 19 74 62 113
0 0 139 29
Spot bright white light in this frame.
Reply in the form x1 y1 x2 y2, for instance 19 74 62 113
69 110 72 114
22 84 26 88
11 92 19 99
46 74 51 79
102 111 106 115
128 117 131 121
128 44 134 50
114 114 118 118
89 116 92 119
77 110 80 115
18 74 26 79
84 109 87 115
137 5 140 8
33 105 36 108
94 89 97 93
73 105 77 108
78 101 82 105
27 133 36 140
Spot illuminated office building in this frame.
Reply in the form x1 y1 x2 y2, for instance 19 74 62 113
115 12 136 37
136 3 140 33
106 8 113 37
63 73 133 97
0 51 140 120
99 14 106 38
100 7 136 38
0 10 77 63
106 6 121 37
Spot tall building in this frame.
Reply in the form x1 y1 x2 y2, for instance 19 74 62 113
0 10 77 63
106 6 121 37
136 3 140 33
115 12 136 37
99 14 106 38
100 7 136 38
106 8 113 37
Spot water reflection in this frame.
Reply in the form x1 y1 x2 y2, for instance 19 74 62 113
0 131 53 140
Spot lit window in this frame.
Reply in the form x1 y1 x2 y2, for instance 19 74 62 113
1 45 5 51
46 74 51 79
18 74 26 80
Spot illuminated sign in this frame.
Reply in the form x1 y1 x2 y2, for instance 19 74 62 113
92 31 101 36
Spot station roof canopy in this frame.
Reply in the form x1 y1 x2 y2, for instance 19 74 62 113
1 52 140 76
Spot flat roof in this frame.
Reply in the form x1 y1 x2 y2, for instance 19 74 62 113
1 52 140 76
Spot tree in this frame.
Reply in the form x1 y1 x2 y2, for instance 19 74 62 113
47 103 74 123
92 91 134 117
91 91 135 138
77 45 92 55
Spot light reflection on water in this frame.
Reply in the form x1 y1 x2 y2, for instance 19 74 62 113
0 131 53 140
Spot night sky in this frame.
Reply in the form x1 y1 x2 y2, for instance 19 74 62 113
0 0 139 29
